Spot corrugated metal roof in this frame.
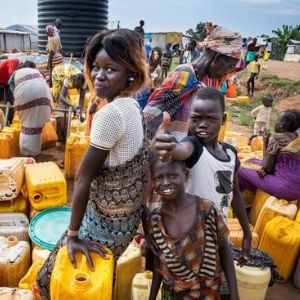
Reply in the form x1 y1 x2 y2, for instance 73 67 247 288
6 25 38 35
0 29 31 35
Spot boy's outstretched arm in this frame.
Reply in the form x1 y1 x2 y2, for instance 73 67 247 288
219 237 239 300
232 174 252 266
149 257 163 300
151 132 194 161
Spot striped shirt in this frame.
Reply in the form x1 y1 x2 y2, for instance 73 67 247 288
147 197 229 299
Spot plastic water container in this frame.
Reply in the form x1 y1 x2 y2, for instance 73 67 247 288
293 254 300 289
114 243 143 300
295 209 300 224
0 158 24 201
237 96 250 104
228 219 259 248
29 207 71 251
25 162 67 210
64 135 89 179
0 236 30 287
0 213 29 241
249 189 271 225
32 246 50 263
234 261 271 300
0 193 28 215
19 260 44 292
254 198 298 238
131 271 162 300
0 126 20 159
218 117 230 142
41 119 58 150
0 288 34 300
250 136 263 152
224 131 248 151
50 246 114 300
259 216 300 280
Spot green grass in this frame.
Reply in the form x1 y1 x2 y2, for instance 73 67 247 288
260 74 300 93
240 114 254 126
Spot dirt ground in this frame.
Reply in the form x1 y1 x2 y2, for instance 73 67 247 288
263 60 300 81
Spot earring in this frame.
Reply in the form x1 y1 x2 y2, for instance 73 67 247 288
128 77 134 82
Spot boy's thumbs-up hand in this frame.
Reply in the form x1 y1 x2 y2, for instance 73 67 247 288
150 116 176 161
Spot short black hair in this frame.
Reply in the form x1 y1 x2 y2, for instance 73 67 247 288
281 109 300 132
140 20 145 26
192 87 225 112
15 60 36 70
149 156 187 176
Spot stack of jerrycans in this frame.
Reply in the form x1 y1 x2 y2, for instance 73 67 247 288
65 114 89 179
0 158 28 215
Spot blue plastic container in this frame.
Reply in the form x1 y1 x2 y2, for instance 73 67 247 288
29 207 71 251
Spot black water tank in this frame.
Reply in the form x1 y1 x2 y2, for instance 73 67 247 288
38 0 108 57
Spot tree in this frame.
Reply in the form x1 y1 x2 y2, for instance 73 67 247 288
185 21 207 41
272 24 300 60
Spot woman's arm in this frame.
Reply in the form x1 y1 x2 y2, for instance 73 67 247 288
262 152 276 174
78 88 86 121
232 174 252 266
149 256 163 300
59 86 73 107
219 237 239 300
47 51 54 70
67 145 109 269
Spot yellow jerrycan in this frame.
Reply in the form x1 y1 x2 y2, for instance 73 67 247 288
25 162 67 210
258 216 300 280
50 246 114 300
218 115 230 142
0 287 34 300
114 242 143 300
0 126 20 159
254 197 298 238
250 136 263 152
234 261 271 300
131 271 162 300
64 135 89 179
227 219 259 248
19 260 45 293
295 209 300 224
0 236 30 287
0 194 28 215
249 189 271 225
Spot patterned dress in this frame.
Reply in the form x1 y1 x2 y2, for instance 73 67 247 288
147 197 229 300
37 98 147 299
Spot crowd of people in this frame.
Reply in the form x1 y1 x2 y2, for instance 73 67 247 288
0 20 299 300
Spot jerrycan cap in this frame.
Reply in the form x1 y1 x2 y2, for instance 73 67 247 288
144 271 153 280
29 207 71 251
6 236 18 246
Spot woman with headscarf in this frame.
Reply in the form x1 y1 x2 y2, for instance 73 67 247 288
143 23 245 141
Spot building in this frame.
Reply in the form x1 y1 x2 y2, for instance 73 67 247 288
284 39 300 63
6 25 38 50
0 29 32 53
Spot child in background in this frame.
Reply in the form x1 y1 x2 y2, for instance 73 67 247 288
161 43 173 80
248 95 273 145
146 158 239 300
152 87 252 263
247 55 260 97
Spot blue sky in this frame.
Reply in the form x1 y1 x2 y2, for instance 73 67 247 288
0 0 299 37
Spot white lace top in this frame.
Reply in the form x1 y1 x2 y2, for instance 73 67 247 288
90 97 144 166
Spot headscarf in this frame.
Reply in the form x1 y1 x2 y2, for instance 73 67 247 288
203 22 242 59
46 25 55 37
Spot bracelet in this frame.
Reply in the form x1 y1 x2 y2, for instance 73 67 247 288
67 228 79 237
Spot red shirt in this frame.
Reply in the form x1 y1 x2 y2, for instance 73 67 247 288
0 58 20 85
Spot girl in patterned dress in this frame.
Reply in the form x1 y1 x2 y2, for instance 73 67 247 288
146 159 239 300
37 29 149 299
